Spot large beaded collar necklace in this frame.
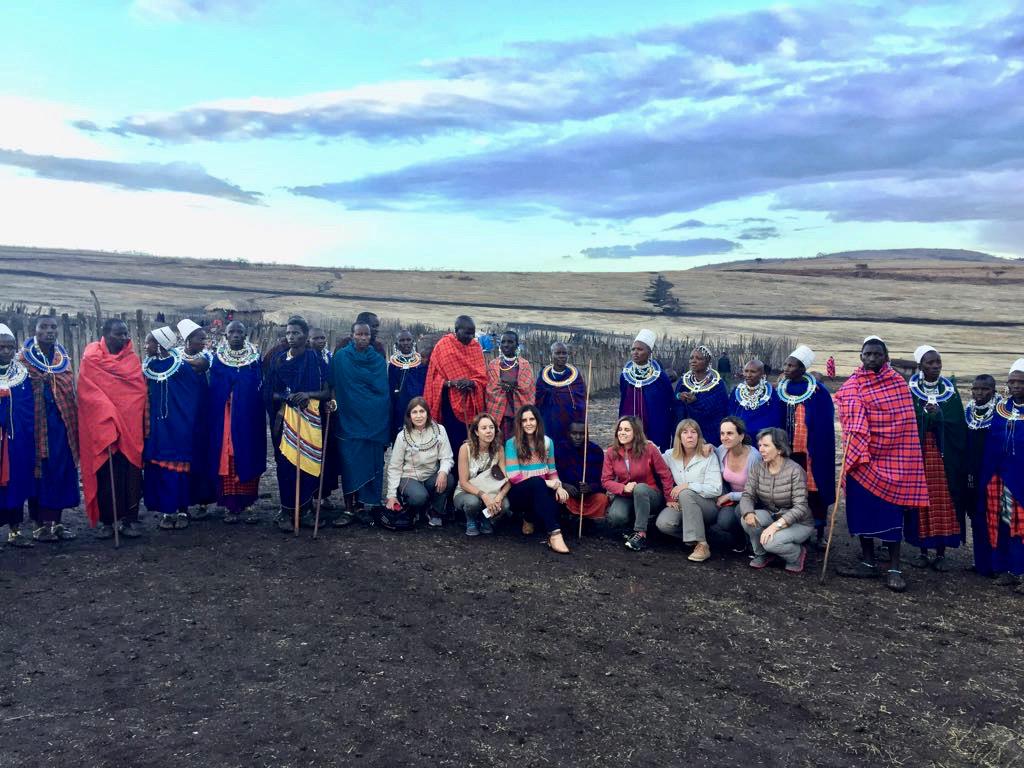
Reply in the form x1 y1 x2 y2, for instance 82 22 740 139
909 373 955 405
389 351 422 369
0 359 29 390
680 368 721 395
216 341 259 368
143 348 184 382
966 397 1000 430
623 359 662 388
498 353 520 372
181 348 213 365
734 380 773 410
22 339 70 375
996 399 1024 422
541 364 579 388
777 374 817 406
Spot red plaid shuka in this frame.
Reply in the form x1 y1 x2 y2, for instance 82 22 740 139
423 333 487 423
918 432 959 538
19 353 79 477
985 475 1024 548
485 357 536 424
835 364 928 508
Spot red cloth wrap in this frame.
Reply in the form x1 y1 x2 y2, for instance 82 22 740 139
423 334 487 424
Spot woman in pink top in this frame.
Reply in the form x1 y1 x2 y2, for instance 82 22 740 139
715 416 762 552
601 416 675 552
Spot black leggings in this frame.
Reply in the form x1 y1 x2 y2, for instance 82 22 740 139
508 477 562 535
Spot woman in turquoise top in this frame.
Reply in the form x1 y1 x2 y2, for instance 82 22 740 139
504 404 570 553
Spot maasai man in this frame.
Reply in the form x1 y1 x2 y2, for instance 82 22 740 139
674 345 730 447
309 327 340 509
826 356 836 380
78 319 147 539
333 321 390 519
729 358 784 437
143 327 202 531
21 316 79 542
977 359 1024 592
536 341 587 451
555 421 608 521
208 321 265 525
0 325 35 547
388 329 427 441
310 327 330 365
904 345 967 570
835 337 928 592
775 344 835 543
619 329 674 451
424 315 487 450
717 352 732 379
263 316 331 532
486 330 536 442
964 374 1001 576
335 311 386 356
177 318 215 519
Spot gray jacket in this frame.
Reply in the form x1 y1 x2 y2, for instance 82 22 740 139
738 458 812 527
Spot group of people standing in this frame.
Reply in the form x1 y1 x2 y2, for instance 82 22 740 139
0 314 1021 596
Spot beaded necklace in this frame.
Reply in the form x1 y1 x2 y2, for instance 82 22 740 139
389 352 422 370
215 341 260 368
498 354 520 372
540 364 579 388
320 348 331 366
405 423 441 452
22 339 70 375
734 380 772 410
965 397 1000 430
777 374 817 406
680 368 721 395
996 399 1024 422
622 359 661 388
908 373 955 405
143 349 184 383
0 359 28 390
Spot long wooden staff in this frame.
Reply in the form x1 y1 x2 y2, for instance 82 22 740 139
578 360 593 540
819 435 850 583
107 446 120 549
313 401 333 539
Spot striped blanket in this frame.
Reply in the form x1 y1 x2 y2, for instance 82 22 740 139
279 398 323 477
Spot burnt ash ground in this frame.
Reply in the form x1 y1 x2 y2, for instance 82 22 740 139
2 399 1024 768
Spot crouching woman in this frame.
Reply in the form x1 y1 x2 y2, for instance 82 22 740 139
384 397 455 529
453 413 510 536
504 405 570 554
739 427 814 573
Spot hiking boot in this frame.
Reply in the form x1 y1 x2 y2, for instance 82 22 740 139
118 520 142 538
785 546 808 574
428 515 443 528
687 542 711 562
749 553 778 570
6 529 34 548
624 532 646 552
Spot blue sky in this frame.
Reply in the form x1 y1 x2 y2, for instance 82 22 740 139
1 0 1021 270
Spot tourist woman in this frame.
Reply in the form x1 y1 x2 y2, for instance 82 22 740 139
618 329 675 451
674 345 730 447
504 404 570 554
715 416 761 510
739 428 813 573
454 413 510 536
655 419 726 562
602 415 674 552
385 397 455 529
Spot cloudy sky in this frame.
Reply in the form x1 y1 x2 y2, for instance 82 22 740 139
2 0 1021 270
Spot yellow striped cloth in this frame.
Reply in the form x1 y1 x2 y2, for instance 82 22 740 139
279 398 323 477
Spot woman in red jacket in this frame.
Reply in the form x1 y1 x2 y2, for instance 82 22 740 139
602 416 675 551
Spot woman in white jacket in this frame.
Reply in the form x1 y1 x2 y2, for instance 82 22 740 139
655 419 728 562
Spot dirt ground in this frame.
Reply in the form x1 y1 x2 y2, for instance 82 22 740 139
2 396 1024 768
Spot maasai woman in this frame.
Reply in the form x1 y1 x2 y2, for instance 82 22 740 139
424 315 487 450
485 330 535 442
505 405 570 553
904 345 967 570
0 325 36 547
964 374 1001 576
555 420 608 522
977 359 1024 592
834 337 928 593
177 318 215 520
388 329 427 441
618 329 674 451
334 321 390 519
207 320 265 525
263 316 331 533
729 359 784 437
536 341 587 450
454 413 510 536
674 345 730 447
143 327 202 531
775 344 835 544
21 316 79 541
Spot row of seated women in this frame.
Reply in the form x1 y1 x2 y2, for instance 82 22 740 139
385 396 811 570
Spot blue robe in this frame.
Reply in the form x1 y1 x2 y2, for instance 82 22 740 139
333 344 390 507
674 376 730 446
24 348 79 512
976 404 1024 576
264 348 329 510
619 362 675 451
775 376 836 526
188 353 216 506
0 373 35 514
388 361 427 440
728 383 785 439
208 352 266 485
536 366 587 451
143 356 201 513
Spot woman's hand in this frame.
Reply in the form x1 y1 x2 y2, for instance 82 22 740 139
385 497 400 511
701 443 713 458
717 494 733 507
743 512 758 528
678 391 696 404
623 481 637 494
665 500 679 510
760 520 784 547
435 472 448 493
670 483 687 500
555 486 569 504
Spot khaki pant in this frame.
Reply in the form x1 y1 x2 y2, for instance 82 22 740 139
740 508 813 565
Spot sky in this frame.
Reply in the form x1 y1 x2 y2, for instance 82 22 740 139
1 0 1022 271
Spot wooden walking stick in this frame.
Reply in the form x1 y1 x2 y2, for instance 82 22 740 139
313 401 334 539
819 436 850 583
578 360 593 540
107 446 120 549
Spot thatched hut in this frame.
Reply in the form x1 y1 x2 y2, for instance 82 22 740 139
203 297 265 326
